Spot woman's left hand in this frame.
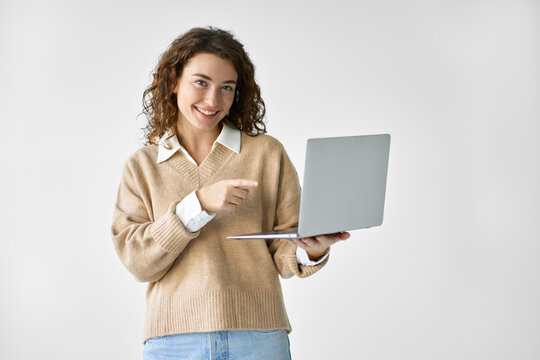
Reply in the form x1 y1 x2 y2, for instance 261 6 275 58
286 232 350 261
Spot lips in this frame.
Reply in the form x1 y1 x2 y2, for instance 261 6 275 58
194 106 219 116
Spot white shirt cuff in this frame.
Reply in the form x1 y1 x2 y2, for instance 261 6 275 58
175 191 215 233
296 247 329 266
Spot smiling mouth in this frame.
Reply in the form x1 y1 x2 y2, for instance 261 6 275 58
194 106 219 116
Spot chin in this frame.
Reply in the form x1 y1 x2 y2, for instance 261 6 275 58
194 120 222 131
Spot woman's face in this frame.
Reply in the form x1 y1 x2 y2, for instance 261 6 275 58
174 52 238 133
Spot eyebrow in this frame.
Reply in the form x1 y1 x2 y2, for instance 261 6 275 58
192 73 237 84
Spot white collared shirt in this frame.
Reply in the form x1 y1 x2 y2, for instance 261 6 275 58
157 123 241 164
157 124 328 266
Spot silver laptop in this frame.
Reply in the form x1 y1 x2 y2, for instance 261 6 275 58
227 134 391 239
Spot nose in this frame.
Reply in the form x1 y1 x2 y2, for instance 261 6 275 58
204 87 221 107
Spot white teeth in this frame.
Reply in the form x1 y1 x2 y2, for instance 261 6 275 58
196 107 218 115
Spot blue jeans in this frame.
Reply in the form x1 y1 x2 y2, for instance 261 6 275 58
143 329 291 360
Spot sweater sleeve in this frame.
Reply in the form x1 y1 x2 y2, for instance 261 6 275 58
268 146 329 279
111 160 200 283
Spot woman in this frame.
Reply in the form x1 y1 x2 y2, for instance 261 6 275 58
112 27 349 360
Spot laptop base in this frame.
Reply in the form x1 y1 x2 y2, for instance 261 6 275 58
226 227 300 239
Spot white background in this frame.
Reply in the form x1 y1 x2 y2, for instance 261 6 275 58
1 0 539 359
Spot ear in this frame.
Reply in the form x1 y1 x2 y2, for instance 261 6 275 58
172 80 179 94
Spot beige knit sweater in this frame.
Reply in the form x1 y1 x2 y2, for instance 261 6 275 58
111 133 328 342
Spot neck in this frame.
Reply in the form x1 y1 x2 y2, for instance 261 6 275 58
176 120 222 153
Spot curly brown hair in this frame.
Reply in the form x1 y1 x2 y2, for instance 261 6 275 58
141 27 266 146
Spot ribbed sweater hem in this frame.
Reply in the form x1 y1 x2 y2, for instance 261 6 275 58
143 289 291 343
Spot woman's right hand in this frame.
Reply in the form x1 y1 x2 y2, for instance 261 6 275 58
196 179 258 213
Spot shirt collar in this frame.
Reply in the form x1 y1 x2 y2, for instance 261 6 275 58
157 123 241 164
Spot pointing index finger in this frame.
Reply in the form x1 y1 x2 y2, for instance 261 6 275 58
228 179 259 188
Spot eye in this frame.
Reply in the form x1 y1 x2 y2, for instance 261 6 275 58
221 85 234 92
195 79 207 87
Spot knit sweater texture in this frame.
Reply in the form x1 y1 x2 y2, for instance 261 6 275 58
111 133 328 343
